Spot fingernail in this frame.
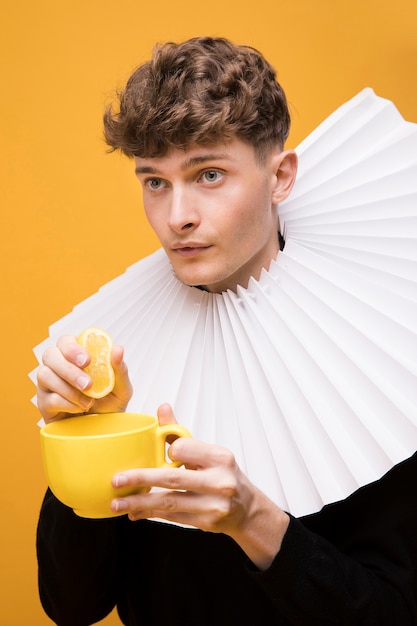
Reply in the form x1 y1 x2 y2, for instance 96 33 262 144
112 499 128 512
80 396 93 410
114 474 128 488
77 375 90 390
76 353 88 367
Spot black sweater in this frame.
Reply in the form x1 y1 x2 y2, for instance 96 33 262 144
37 452 417 625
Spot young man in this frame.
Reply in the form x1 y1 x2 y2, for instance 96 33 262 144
36 37 417 625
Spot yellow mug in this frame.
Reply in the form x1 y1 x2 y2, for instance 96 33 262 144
40 412 191 518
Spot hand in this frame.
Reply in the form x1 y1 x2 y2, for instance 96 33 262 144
37 335 133 422
111 403 289 569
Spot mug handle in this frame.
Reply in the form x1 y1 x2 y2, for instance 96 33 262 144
156 424 192 468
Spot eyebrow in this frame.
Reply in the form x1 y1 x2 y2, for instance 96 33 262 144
135 153 232 176
135 165 160 175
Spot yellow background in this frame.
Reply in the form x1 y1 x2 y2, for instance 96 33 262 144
1 1 416 623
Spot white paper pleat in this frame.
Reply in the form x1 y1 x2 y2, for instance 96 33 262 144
31 88 417 517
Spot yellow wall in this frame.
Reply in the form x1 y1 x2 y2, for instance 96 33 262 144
1 1 416 623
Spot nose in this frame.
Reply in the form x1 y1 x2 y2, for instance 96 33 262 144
168 186 200 233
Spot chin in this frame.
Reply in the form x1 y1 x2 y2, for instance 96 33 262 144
172 269 204 287
171 265 210 288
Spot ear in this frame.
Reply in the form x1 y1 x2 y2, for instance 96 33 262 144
271 150 298 204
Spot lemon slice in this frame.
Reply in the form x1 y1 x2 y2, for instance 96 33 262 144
77 328 115 398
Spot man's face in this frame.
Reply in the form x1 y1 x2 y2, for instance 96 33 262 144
134 137 296 293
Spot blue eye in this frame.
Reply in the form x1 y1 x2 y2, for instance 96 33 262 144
202 170 222 183
148 178 163 190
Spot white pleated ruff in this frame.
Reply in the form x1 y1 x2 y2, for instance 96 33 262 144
31 88 417 518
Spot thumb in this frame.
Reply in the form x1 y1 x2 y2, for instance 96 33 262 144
157 402 178 426
109 345 133 407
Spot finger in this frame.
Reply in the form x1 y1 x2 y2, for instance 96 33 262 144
110 344 125 370
42 346 92 393
109 345 133 402
37 366 95 418
112 466 192 491
111 491 230 532
156 403 180 445
111 489 202 517
128 509 196 526
38 391 94 422
169 438 237 472
112 461 236 497
37 365 91 404
56 335 91 368
157 403 177 426
37 365 93 405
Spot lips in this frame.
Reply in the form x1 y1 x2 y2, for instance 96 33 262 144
172 241 209 249
171 243 211 258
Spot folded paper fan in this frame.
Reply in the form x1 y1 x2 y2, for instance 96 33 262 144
31 89 417 518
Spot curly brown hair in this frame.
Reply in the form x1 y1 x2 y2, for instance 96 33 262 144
103 36 291 160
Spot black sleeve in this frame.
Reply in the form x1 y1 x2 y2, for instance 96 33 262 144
36 489 121 626
37 454 417 625
250 452 417 625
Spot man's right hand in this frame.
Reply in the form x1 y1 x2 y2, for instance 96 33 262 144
37 335 133 423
